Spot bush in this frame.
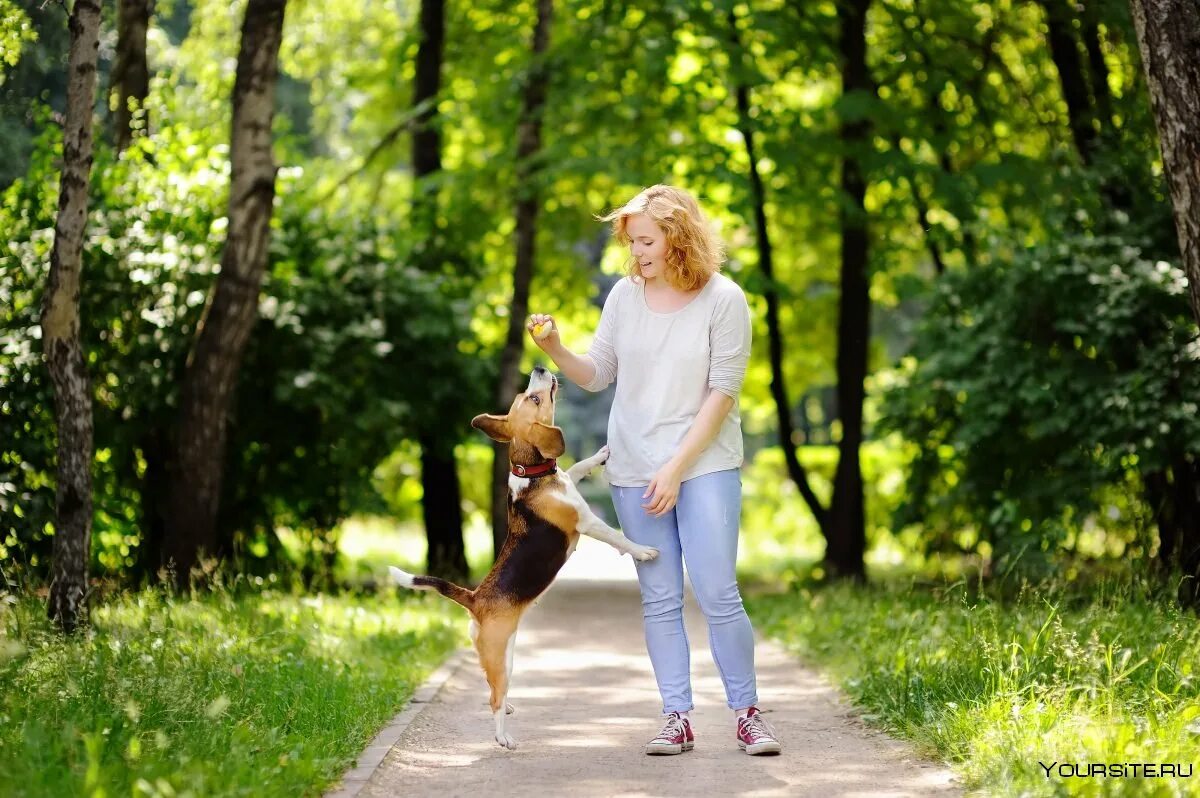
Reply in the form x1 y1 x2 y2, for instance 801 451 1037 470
0 111 490 585
737 440 912 577
879 229 1200 579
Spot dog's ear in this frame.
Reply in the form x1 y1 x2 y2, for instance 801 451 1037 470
527 422 566 459
471 413 512 442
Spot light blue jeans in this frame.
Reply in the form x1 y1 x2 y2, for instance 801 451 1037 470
610 468 759 714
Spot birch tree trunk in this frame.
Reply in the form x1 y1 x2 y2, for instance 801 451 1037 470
164 0 287 584
1127 0 1200 324
1127 0 1200 604
43 0 103 633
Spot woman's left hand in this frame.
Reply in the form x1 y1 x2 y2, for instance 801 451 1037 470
642 461 684 516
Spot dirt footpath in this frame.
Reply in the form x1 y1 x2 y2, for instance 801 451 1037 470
340 537 961 798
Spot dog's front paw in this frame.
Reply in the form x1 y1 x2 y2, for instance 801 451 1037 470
631 545 659 562
594 444 610 465
496 733 518 750
506 702 515 715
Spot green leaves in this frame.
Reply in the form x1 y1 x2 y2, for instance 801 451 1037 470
0 0 1184 587
0 0 35 70
879 229 1200 574
0 113 493 581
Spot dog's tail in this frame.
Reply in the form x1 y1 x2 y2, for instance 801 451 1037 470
388 566 475 611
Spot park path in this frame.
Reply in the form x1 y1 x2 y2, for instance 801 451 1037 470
333 536 961 798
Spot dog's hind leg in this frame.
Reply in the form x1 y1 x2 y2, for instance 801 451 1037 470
504 631 517 715
470 617 513 714
476 614 519 749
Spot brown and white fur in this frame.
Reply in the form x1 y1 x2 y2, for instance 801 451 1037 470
389 365 658 749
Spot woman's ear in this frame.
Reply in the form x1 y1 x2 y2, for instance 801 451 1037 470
471 413 512 443
527 422 566 459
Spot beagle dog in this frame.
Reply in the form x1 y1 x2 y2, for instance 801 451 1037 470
389 365 658 749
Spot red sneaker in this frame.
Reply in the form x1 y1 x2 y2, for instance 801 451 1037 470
644 711 695 755
737 706 781 755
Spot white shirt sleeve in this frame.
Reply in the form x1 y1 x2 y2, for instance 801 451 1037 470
580 280 622 392
708 285 752 398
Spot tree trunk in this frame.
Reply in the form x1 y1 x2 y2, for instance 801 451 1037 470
725 9 830 532
43 0 102 633
1128 0 1200 325
110 0 151 152
491 0 554 560
1143 469 1176 571
827 0 871 581
134 427 169 580
1081 3 1114 131
1041 0 1099 165
410 0 468 580
1080 1 1136 209
421 436 469 582
412 0 444 187
164 0 287 585
1169 455 1200 605
112 0 157 577
1129 0 1200 603
1147 456 1200 604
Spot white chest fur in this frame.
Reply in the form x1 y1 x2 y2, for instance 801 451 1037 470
508 473 531 500
509 470 589 507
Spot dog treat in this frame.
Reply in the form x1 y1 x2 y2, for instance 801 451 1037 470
532 320 554 339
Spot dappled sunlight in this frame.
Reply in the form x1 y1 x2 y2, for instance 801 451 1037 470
534 735 625 748
749 578 1200 795
3 0 1195 795
401 750 484 767
362 582 960 797
335 516 496 584
0 588 462 796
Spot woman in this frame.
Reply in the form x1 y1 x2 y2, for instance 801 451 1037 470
526 184 781 757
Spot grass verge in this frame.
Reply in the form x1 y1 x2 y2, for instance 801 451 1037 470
0 582 462 797
746 574 1200 797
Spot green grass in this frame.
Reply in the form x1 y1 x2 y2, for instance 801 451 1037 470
0 581 464 797
746 572 1200 797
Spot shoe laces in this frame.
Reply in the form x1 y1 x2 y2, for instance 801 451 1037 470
654 712 686 741
739 710 777 742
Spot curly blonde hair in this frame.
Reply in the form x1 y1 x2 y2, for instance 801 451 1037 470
597 184 726 291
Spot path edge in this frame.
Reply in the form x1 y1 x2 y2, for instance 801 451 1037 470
754 633 962 791
323 646 474 798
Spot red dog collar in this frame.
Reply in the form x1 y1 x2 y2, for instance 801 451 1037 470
511 460 557 478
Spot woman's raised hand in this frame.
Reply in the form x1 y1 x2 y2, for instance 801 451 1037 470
527 313 561 351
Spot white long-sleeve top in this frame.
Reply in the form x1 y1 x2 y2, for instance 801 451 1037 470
579 272 752 487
